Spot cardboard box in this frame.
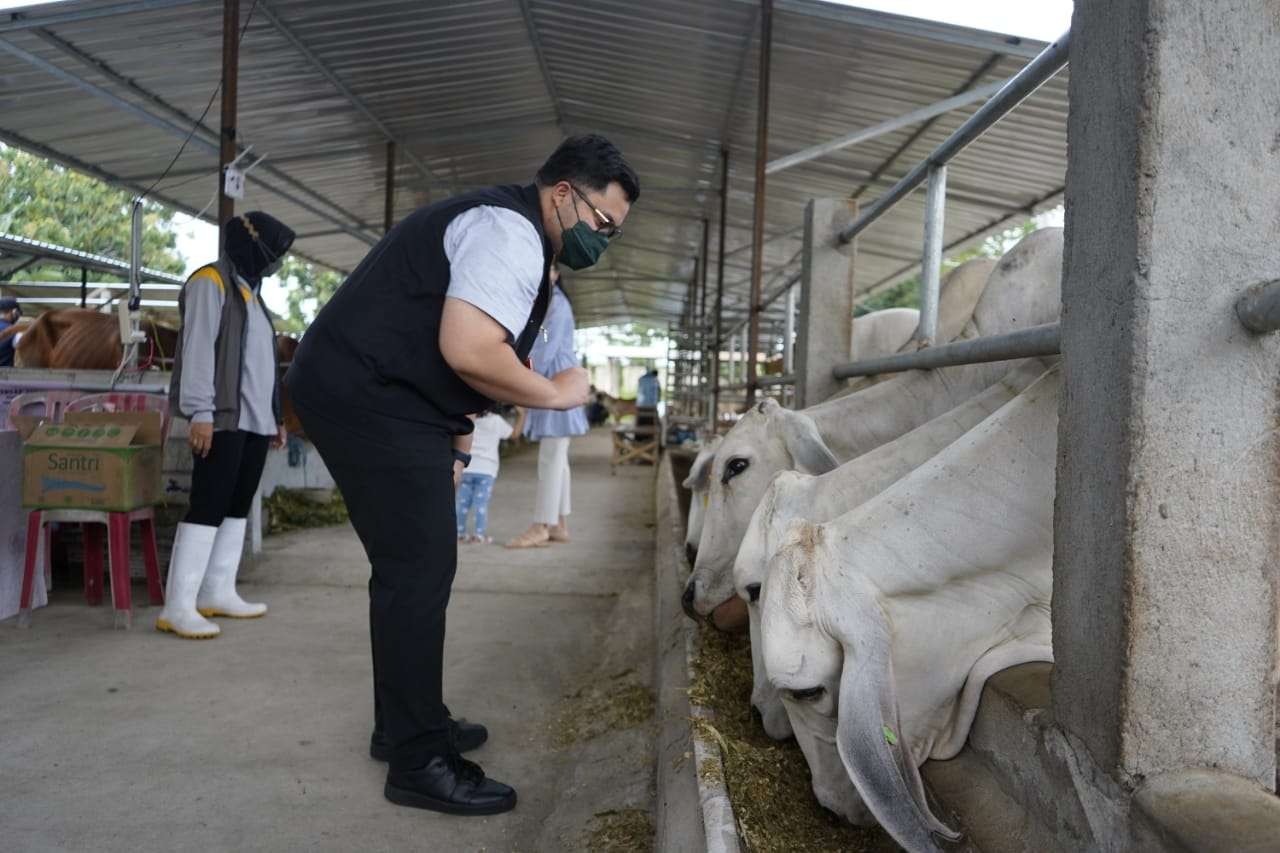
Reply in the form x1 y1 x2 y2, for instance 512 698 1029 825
20 411 163 511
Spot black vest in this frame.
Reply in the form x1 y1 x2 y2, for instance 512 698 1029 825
286 184 553 435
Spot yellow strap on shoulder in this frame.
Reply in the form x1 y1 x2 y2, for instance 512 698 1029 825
191 265 225 295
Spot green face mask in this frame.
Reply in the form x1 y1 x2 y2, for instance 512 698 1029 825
556 197 610 270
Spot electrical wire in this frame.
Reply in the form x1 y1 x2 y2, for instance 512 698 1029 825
137 0 260 206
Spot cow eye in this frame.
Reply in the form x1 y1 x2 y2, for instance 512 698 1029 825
790 686 825 702
722 457 749 484
745 583 761 603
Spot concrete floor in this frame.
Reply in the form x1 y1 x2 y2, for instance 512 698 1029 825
0 428 657 852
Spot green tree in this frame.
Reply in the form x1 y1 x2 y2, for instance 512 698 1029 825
0 145 185 280
856 219 1041 315
277 255 344 333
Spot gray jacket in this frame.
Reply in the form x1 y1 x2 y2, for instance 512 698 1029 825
169 256 282 433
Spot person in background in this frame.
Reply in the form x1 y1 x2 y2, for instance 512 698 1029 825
160 211 292 639
0 297 22 366
506 266 588 549
456 407 523 544
585 391 610 427
636 367 660 408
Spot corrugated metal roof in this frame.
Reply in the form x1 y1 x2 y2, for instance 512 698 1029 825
0 231 187 283
0 0 1067 330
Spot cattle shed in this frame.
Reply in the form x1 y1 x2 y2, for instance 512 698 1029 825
2 0 1280 851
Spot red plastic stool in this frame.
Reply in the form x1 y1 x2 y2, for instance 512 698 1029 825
17 507 164 629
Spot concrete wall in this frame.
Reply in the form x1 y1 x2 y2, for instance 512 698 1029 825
1055 0 1280 788
795 198 857 408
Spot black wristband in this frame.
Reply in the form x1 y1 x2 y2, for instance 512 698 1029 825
451 449 472 468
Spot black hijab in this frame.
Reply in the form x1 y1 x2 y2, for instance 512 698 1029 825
223 211 295 283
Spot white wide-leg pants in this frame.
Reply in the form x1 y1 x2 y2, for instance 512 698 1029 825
534 437 572 525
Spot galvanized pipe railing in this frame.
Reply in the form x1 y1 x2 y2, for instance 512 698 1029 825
1235 279 1280 333
837 30 1069 246
917 164 946 346
833 322 1060 379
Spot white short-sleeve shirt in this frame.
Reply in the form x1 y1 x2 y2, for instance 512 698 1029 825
444 206 544 340
468 412 516 478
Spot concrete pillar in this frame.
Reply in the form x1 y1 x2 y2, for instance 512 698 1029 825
1054 0 1280 788
795 198 857 407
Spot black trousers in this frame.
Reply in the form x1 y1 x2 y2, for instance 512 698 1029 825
186 430 271 526
293 399 456 770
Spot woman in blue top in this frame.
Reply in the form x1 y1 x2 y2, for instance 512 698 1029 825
506 267 588 548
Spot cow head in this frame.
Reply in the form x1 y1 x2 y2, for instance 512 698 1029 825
760 519 960 851
732 470 814 741
685 399 838 628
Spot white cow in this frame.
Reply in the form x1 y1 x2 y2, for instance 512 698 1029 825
680 436 722 564
850 307 919 365
733 358 1050 747
688 307 919 627
688 229 1062 623
760 367 1060 851
842 259 995 396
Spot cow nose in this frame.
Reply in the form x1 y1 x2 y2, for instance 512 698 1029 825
751 704 764 725
681 579 699 621
685 543 698 565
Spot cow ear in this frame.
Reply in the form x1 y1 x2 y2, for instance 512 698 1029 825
777 409 839 474
681 437 721 491
830 596 960 851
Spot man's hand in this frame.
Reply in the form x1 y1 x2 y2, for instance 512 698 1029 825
453 459 465 491
549 367 590 410
189 422 214 458
271 424 287 450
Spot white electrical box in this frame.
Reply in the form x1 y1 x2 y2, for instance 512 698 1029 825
223 166 246 200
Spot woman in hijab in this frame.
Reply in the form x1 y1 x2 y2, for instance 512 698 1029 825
157 211 293 639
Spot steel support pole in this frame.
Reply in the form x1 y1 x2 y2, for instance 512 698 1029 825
699 217 710 326
711 148 729 429
918 164 947 346
217 0 239 248
698 216 710 418
79 266 88 308
783 284 796 374
745 0 773 407
384 141 397 233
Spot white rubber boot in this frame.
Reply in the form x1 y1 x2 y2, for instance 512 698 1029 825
156 523 220 639
197 517 267 619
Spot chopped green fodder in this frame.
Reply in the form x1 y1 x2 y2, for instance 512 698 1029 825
265 487 349 534
580 808 654 853
551 679 656 748
689 623 897 853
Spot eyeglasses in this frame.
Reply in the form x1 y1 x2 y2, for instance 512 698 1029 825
571 184 622 240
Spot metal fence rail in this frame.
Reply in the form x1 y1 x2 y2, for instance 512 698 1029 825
836 31 1070 246
831 29 1070 378
833 323 1060 379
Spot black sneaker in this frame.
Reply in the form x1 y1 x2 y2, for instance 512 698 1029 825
370 718 489 762
384 753 517 816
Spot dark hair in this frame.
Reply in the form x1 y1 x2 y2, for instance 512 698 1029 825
536 134 640 203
